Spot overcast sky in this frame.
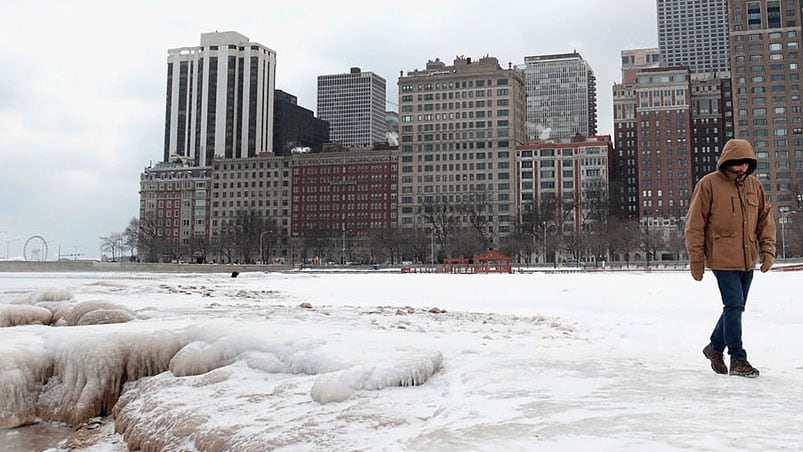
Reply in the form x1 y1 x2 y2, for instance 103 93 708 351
0 0 657 260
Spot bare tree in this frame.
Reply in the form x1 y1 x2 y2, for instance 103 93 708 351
399 228 430 263
640 222 665 267
446 227 486 259
137 212 161 262
368 226 403 264
122 217 139 261
607 216 640 268
460 191 493 242
99 233 123 262
422 198 460 252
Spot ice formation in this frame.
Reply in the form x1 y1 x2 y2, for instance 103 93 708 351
310 349 443 403
0 324 193 428
0 304 53 327
1 318 443 432
113 346 443 451
62 301 135 326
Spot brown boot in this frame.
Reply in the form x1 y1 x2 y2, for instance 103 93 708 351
702 345 728 375
730 359 760 378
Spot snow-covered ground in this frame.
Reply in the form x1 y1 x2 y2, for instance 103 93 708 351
1 269 802 451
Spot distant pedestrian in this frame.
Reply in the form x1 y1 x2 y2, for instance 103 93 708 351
685 139 776 378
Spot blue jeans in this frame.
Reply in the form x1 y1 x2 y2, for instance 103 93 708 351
710 270 754 361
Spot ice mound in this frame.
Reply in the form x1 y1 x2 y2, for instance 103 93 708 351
27 288 74 303
311 349 443 403
36 327 191 425
170 336 348 377
0 324 193 428
113 346 443 451
0 304 53 327
61 301 136 326
0 330 52 428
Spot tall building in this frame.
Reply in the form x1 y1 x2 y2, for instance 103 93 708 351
635 67 695 224
516 136 612 241
273 90 329 155
521 52 597 143
612 82 639 219
397 56 527 248
728 0 803 212
317 67 387 148
657 0 730 77
621 48 662 84
689 78 729 183
613 48 664 219
164 31 277 166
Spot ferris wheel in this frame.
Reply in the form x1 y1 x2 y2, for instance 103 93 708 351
23 235 48 261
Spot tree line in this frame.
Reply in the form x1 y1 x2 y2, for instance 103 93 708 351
102 201 803 265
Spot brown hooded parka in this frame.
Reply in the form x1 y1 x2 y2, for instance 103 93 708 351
684 139 776 271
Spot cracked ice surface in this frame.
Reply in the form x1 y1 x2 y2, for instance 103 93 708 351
1 270 803 451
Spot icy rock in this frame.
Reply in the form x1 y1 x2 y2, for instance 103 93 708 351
23 327 190 426
311 349 443 404
76 309 135 326
0 304 53 327
62 301 135 326
0 330 53 428
27 288 73 303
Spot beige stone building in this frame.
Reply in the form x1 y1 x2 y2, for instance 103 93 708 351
396 56 527 249
209 154 292 251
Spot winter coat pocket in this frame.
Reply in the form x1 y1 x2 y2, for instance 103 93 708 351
712 231 742 267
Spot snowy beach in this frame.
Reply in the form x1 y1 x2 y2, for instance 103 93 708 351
1 269 802 451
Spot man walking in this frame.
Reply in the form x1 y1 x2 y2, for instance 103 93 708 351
685 139 776 378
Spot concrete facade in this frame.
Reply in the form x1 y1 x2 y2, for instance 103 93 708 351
396 56 527 248
521 53 598 143
729 0 803 212
164 31 276 166
317 68 387 148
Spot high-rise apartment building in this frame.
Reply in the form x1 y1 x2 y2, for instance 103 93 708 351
516 136 612 249
397 56 527 248
621 48 663 84
164 31 277 166
657 0 730 77
521 52 597 143
612 82 640 219
317 67 387 148
728 0 803 211
273 90 330 155
139 163 211 261
613 48 664 219
689 78 729 182
634 67 695 224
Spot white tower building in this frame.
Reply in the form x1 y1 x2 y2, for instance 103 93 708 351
164 31 276 166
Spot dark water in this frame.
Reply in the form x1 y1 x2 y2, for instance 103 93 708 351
0 422 73 451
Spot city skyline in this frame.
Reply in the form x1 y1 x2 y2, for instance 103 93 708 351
0 0 657 258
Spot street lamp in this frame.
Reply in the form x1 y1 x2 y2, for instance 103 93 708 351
780 210 795 260
259 230 273 265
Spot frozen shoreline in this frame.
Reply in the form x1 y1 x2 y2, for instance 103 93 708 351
2 271 803 451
